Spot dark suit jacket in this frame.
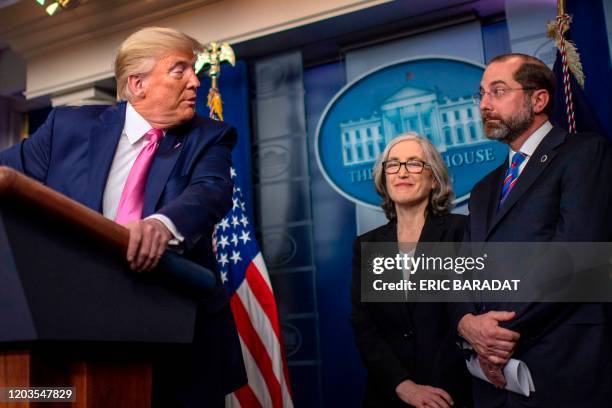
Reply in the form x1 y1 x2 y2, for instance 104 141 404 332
350 212 472 408
452 127 612 407
0 103 247 403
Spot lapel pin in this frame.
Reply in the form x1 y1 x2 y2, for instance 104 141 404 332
540 154 548 163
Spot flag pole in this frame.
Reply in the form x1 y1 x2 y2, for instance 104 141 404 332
557 0 565 16
546 0 581 132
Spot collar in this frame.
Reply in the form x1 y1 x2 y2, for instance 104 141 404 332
508 120 552 163
124 102 166 144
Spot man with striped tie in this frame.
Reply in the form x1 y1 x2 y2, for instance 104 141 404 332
450 54 612 407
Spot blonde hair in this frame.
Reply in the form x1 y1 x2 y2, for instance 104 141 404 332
373 133 455 220
114 27 204 101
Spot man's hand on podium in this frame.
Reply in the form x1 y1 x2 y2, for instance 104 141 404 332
124 219 172 272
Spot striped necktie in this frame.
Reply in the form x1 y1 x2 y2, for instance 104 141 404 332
499 151 527 206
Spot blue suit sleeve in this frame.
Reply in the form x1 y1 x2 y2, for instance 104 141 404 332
0 109 56 182
157 125 236 251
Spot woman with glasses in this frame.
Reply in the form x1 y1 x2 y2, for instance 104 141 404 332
350 133 471 408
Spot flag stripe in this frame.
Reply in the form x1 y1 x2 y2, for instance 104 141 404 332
245 261 282 340
277 327 294 402
225 392 241 408
237 270 294 406
234 335 271 408
244 256 294 400
231 294 283 408
252 251 273 288
237 278 283 381
234 384 262 408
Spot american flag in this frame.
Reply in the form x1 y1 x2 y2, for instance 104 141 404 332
213 167 293 408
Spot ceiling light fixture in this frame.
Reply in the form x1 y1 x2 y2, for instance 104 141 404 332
34 0 80 16
45 2 59 15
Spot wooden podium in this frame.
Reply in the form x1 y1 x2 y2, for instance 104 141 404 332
0 167 208 407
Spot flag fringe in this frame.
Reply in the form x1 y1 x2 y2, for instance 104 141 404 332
208 87 224 121
546 16 585 88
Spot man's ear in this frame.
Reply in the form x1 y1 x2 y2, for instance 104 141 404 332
127 75 147 99
531 89 550 115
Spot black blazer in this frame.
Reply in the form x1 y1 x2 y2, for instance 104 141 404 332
350 212 472 408
452 127 612 408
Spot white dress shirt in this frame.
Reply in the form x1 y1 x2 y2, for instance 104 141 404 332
102 102 184 244
508 120 553 177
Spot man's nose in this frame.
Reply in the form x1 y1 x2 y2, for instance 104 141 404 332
187 69 200 89
480 94 491 111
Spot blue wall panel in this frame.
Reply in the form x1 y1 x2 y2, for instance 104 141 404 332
305 61 365 407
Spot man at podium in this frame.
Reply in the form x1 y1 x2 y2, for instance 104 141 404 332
0 26 246 407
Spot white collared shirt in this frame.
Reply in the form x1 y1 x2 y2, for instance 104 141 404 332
102 102 184 244
508 120 553 176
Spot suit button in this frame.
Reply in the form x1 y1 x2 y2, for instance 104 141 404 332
403 331 414 339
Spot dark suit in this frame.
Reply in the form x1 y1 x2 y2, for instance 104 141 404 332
453 126 612 407
0 103 247 406
350 212 472 408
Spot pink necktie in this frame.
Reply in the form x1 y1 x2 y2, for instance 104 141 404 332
115 128 163 224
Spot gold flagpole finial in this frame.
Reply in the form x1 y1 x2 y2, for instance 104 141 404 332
195 42 236 121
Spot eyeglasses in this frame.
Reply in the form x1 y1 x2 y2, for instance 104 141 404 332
383 160 431 174
472 87 536 103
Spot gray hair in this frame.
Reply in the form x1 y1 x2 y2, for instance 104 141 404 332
114 27 204 101
373 132 455 220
